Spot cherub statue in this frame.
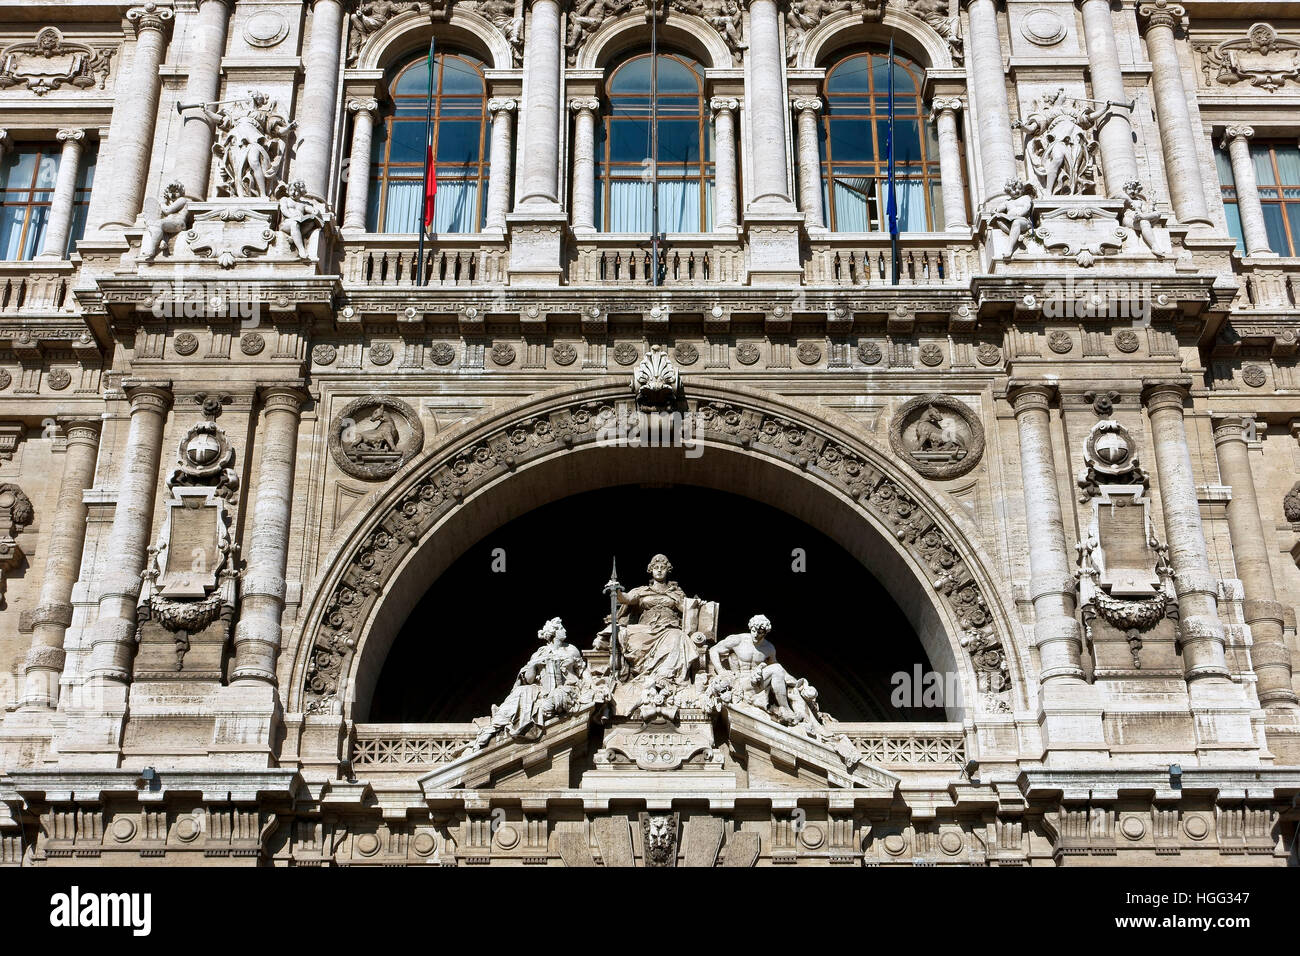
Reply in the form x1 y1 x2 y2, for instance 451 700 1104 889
987 178 1036 260
140 181 192 262
1120 180 1169 257
708 614 797 723
476 0 524 62
276 180 330 259
708 0 748 58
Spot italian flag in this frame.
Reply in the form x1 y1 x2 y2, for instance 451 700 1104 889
422 36 437 232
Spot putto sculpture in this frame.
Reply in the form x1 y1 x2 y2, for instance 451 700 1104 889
140 181 192 263
276 180 331 259
987 178 1036 259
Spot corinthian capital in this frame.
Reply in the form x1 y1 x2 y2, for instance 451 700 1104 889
126 2 175 35
1137 0 1186 32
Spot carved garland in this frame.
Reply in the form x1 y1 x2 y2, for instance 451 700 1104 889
301 392 1006 713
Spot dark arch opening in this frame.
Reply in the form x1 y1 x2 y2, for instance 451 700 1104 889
370 484 941 723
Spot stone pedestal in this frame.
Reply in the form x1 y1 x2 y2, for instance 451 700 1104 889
506 210 567 285
743 212 804 286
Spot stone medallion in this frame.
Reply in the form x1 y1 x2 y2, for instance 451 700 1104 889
0 369 10 390
674 343 699 366
1048 331 1073 354
430 342 456 366
491 343 517 366
313 344 338 366
857 342 882 365
889 394 985 480
47 368 72 390
174 331 200 356
370 342 394 366
243 9 289 47
976 343 1001 366
613 342 640 366
796 342 822 365
240 331 266 355
1114 329 1140 353
553 342 578 366
918 343 944 367
1242 364 1267 388
736 342 761 365
329 396 424 481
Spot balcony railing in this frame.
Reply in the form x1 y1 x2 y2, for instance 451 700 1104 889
569 234 747 286
339 234 508 288
0 263 77 314
803 234 977 287
1237 255 1300 310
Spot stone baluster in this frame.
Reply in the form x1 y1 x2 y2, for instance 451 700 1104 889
746 0 792 207
484 97 518 231
1137 1 1212 225
792 97 825 231
231 385 308 684
569 98 600 233
965 0 1016 203
1009 383 1086 683
1143 381 1229 681
710 97 739 231
101 3 173 228
519 0 562 208
1212 416 1298 708
295 0 346 200
1078 0 1140 194
929 98 969 231
87 384 172 683
36 129 87 260
342 98 380 233
20 419 101 709
1220 126 1275 257
172 0 232 200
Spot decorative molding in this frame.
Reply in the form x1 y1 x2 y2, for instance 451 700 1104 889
0 26 114 96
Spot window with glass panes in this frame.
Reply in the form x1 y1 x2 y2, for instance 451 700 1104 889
1216 142 1300 255
819 50 944 232
597 52 714 233
368 51 489 233
0 142 97 260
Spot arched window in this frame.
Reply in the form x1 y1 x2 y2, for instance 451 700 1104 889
597 52 713 233
369 50 489 233
818 50 944 232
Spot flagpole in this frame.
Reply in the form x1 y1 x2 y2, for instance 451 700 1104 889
887 36 899 286
416 33 436 286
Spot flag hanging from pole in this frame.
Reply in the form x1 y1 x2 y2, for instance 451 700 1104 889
421 35 437 233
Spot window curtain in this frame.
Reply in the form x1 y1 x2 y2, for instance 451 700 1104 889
382 178 480 233
606 180 707 232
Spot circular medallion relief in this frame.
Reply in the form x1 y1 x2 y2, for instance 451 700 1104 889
429 342 456 366
47 368 72 390
976 343 1002 366
613 343 640 366
1048 330 1073 354
243 10 289 48
313 344 338 366
240 332 266 355
111 817 137 842
552 342 578 366
1120 816 1146 841
796 342 822 365
939 831 964 855
412 832 437 856
491 343 517 366
1021 8 1067 45
1242 364 1267 388
881 833 907 856
736 343 761 366
857 342 882 366
1114 329 1140 353
495 824 520 850
370 342 394 366
889 394 986 480
674 343 699 366
329 395 424 481
1183 815 1209 840
175 815 202 843
799 823 825 849
355 833 380 857
174 331 200 356
0 370 11 390
918 343 944 367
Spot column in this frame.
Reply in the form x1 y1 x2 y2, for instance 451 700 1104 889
484 97 518 231
295 0 346 200
746 0 792 206
792 98 825 231
87 384 172 683
1078 0 1139 194
930 98 970 230
965 0 1017 203
231 386 307 683
711 97 739 231
1213 417 1298 708
36 129 86 260
518 0 562 207
172 0 231 201
0 129 11 163
342 98 379 232
1009 384 1086 683
20 419 101 709
1220 126 1275 257
1143 382 1229 680
568 98 599 232
1138 1 1212 225
101 3 173 227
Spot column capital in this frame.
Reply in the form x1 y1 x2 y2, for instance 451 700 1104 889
347 97 380 116
1141 377 1192 411
0 129 9 153
56 129 87 144
1007 379 1058 412
1211 414 1255 447
258 382 309 414
710 96 740 116
123 380 174 414
1137 0 1185 32
568 97 600 114
1220 125 1254 148
126 2 175 35
57 416 103 443
488 97 519 114
929 97 964 121
791 96 822 114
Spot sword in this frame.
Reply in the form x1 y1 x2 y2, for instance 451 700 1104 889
603 559 626 680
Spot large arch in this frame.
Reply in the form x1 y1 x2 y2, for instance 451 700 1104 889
574 12 734 71
795 8 957 71
283 379 1031 721
355 8 516 72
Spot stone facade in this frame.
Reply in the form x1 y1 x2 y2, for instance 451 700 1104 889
0 0 1298 867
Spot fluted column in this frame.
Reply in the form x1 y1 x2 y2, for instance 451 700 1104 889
231 385 307 684
1138 1 1212 225
792 97 825 231
569 97 599 232
1010 383 1086 683
965 0 1016 203
929 98 969 230
342 98 379 232
484 97 518 231
36 129 86 260
295 0 346 199
710 97 739 231
20 419 101 709
1213 417 1297 708
746 0 792 205
172 0 231 200
1220 126 1275 257
1078 0 1139 194
101 3 173 227
1143 382 1229 681
519 0 562 207
87 384 172 683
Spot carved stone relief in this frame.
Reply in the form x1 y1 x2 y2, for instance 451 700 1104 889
0 26 114 96
888 394 985 479
329 395 425 480
1196 23 1300 92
